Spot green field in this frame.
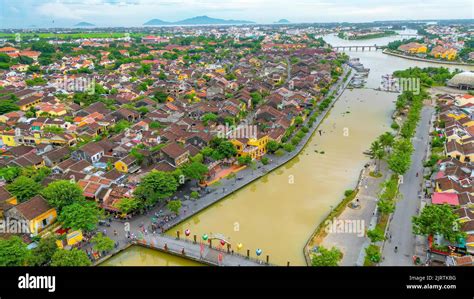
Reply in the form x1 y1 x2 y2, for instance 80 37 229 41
0 32 147 39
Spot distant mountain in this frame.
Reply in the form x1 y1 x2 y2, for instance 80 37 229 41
275 19 290 24
176 16 254 25
75 22 95 27
143 19 171 26
144 15 255 26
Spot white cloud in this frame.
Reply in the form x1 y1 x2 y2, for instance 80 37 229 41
37 1 83 20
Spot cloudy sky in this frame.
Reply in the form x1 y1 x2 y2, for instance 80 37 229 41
0 0 472 28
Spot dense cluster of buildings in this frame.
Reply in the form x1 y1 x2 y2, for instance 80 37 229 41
0 27 342 241
395 25 472 62
427 93 474 264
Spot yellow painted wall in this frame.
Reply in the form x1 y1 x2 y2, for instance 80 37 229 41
30 208 57 235
1 134 16 147
115 160 128 173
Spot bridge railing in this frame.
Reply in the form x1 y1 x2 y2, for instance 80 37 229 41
134 234 276 266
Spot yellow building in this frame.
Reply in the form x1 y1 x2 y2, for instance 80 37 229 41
114 155 138 173
5 195 57 235
232 134 269 160
431 46 457 60
17 97 41 111
1 131 16 147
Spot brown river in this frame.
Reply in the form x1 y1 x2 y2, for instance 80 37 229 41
104 31 473 266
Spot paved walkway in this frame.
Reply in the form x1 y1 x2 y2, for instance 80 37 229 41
135 234 268 266
380 106 434 266
320 162 389 266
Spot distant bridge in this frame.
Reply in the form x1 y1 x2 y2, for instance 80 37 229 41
397 34 420 38
332 45 385 51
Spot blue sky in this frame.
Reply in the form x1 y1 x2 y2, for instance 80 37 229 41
0 0 472 28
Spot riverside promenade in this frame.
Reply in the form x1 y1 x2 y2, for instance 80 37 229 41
97 65 354 266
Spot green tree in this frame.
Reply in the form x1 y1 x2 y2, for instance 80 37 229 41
378 132 395 150
22 166 51 182
182 162 208 181
167 200 182 214
237 155 252 165
266 140 280 153
370 140 385 172
311 246 342 266
367 227 386 243
0 53 11 63
294 116 304 126
51 248 91 266
412 204 465 243
0 236 30 266
365 244 381 264
28 236 58 266
377 199 396 215
250 92 263 106
201 113 218 125
387 151 411 175
213 141 237 159
58 200 102 232
153 90 168 103
134 171 178 206
114 197 141 214
0 101 20 115
0 166 21 182
41 180 85 210
7 176 42 202
91 233 115 252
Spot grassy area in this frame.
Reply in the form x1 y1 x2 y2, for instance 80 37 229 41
306 189 359 247
363 244 381 266
376 213 389 232
369 171 383 178
0 32 146 39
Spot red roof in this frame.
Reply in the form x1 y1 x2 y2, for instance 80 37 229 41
435 171 445 180
432 192 459 206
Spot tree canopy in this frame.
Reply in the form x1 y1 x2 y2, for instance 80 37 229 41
412 204 465 243
134 171 179 206
51 248 91 266
0 236 30 266
7 176 42 202
311 246 342 266
41 180 85 210
58 200 102 232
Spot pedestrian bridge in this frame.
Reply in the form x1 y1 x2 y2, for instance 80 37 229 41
133 234 273 266
333 45 384 51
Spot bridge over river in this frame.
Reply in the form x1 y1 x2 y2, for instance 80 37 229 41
332 45 384 51
132 234 272 266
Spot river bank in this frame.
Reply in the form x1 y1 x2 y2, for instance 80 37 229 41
383 49 474 67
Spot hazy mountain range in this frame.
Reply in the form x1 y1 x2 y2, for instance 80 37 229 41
144 15 255 26
74 22 95 27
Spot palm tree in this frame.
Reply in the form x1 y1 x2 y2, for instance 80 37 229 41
379 132 395 153
370 140 385 173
